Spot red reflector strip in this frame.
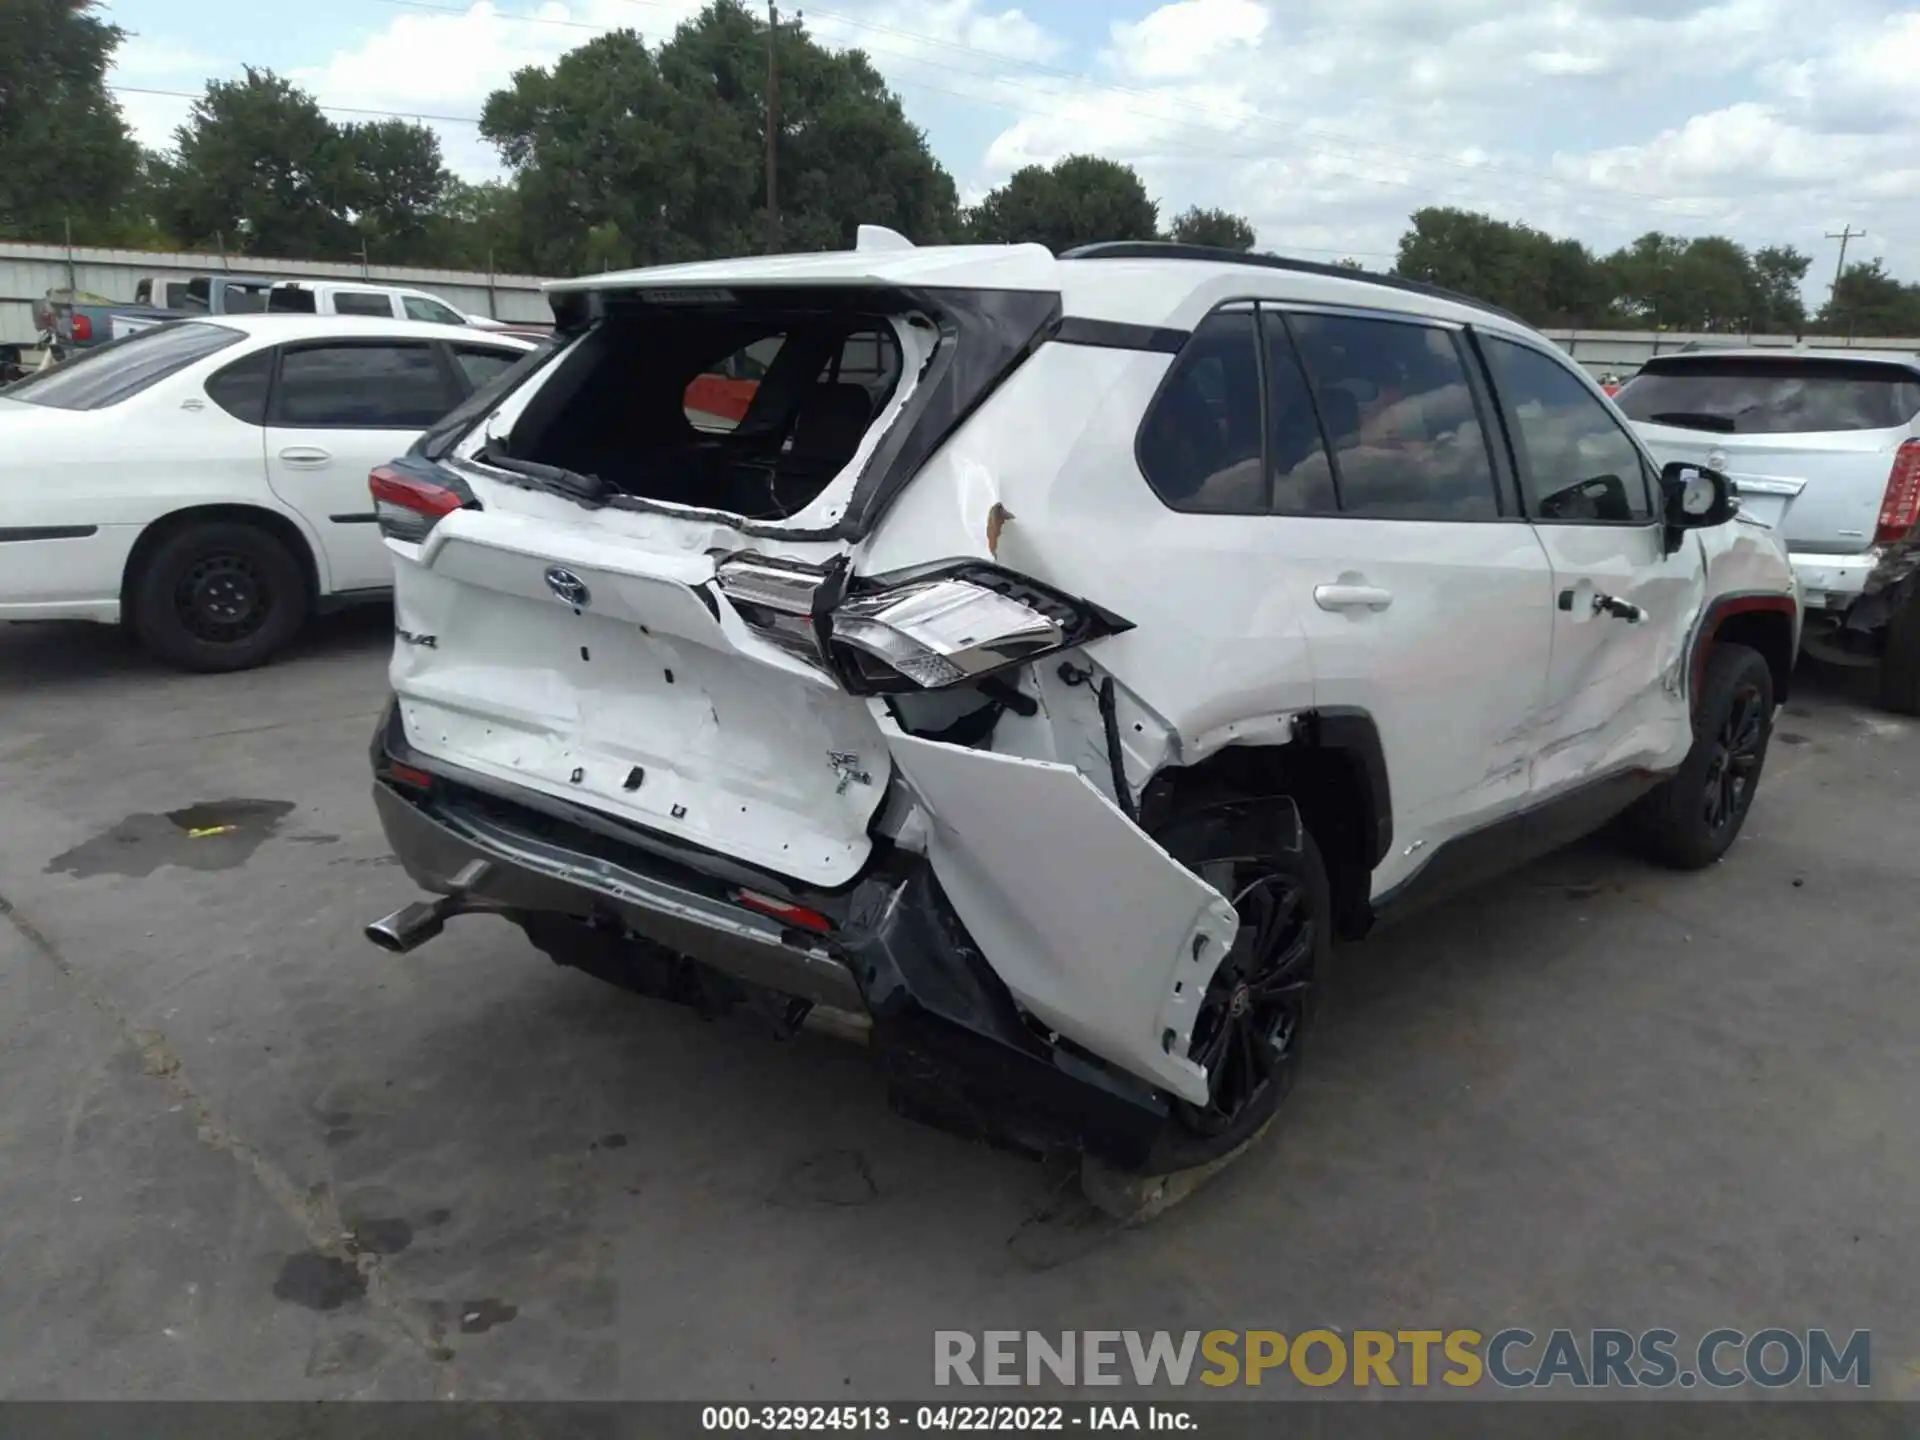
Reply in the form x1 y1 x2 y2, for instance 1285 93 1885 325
385 763 434 791
735 889 833 934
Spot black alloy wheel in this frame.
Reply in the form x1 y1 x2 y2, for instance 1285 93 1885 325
1703 680 1766 835
1178 856 1316 1136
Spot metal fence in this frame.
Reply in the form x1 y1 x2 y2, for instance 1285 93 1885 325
0 241 553 345
8 242 1920 375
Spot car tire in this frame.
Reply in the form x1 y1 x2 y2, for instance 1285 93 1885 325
130 520 311 673
1141 795 1332 1174
1877 595 1920 716
1626 642 1775 870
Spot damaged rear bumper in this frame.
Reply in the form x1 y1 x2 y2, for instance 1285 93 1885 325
367 701 1174 1169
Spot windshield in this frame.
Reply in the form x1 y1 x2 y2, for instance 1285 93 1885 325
1617 358 1920 435
0 322 243 411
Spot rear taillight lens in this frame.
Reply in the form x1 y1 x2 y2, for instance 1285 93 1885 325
370 463 471 543
714 554 1130 694
69 314 92 342
1877 440 1920 546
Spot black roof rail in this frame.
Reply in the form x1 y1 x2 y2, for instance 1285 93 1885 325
1056 241 1530 329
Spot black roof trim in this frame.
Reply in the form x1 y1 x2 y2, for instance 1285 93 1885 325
1057 241 1530 329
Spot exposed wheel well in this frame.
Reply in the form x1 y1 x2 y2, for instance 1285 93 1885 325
121 505 322 622
1139 720 1384 942
1711 609 1795 704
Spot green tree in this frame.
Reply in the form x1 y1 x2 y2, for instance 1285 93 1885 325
1605 232 1755 331
964 155 1159 254
342 118 451 265
1166 206 1256 250
1394 207 1612 326
159 68 361 259
0 0 144 243
1820 259 1920 337
1747 245 1811 333
480 2 958 274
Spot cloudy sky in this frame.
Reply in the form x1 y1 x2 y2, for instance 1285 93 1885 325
102 0 1920 283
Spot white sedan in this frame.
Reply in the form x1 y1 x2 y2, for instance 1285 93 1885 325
0 314 540 670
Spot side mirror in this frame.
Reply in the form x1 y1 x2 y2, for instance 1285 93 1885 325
1661 461 1736 552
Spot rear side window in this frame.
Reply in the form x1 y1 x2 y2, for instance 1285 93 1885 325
269 287 317 314
1483 336 1653 523
1616 359 1920 434
273 343 458 428
222 286 268 314
334 291 397 318
452 346 522 391
0 321 241 410
205 349 273 424
1289 313 1500 521
1137 309 1266 512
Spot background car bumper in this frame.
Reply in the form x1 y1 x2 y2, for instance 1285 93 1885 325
1790 548 1878 613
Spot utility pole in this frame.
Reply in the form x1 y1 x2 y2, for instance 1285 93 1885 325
1826 224 1865 329
765 0 780 253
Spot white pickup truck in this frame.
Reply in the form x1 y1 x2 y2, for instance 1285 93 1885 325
265 280 520 331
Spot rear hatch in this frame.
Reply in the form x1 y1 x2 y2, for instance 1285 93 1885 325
1617 354 1920 551
377 261 1061 889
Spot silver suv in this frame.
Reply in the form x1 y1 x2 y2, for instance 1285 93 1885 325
1620 349 1920 711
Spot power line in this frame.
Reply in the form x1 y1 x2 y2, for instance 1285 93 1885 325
110 82 483 125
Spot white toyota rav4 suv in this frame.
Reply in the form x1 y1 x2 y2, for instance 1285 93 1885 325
363 234 1799 1187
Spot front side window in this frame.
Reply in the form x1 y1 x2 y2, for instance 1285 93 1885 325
1484 335 1653 523
404 294 465 326
1288 313 1500 521
273 344 457 428
333 291 396 318
1137 309 1266 513
0 322 242 411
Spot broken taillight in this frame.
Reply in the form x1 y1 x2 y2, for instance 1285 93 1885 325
1876 439 1920 546
370 463 474 544
715 553 1131 695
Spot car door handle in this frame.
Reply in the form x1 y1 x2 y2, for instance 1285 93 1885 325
1559 588 1645 623
278 446 332 467
1313 583 1393 613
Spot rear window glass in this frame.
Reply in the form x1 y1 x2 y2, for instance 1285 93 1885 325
504 311 901 520
1616 360 1920 434
269 287 318 314
0 321 242 410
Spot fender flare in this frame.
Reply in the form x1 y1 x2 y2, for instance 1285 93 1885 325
1688 591 1799 704
1297 706 1393 869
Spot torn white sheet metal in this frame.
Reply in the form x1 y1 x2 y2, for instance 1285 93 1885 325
391 510 891 888
883 725 1241 1105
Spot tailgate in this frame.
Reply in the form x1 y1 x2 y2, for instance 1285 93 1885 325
1634 422 1899 548
389 507 890 888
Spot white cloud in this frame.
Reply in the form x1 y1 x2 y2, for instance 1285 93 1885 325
108 0 1920 281
1106 0 1268 82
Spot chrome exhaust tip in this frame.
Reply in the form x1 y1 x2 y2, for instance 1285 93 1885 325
364 861 493 954
365 900 447 954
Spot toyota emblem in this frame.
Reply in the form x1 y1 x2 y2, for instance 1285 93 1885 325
544 567 591 607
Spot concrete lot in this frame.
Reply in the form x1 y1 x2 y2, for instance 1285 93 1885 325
1 611 1916 1403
